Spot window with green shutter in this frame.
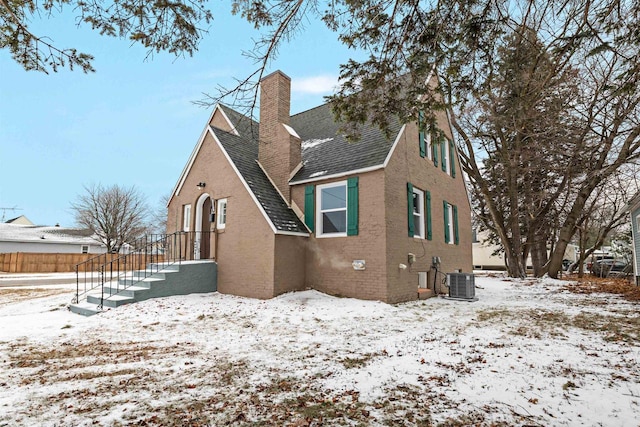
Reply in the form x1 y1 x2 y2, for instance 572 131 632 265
449 139 456 178
443 201 456 244
347 177 359 236
408 182 426 238
407 183 414 237
304 185 315 232
441 138 447 172
453 204 459 245
313 179 359 237
426 190 432 240
443 200 450 243
418 112 426 158
432 137 439 167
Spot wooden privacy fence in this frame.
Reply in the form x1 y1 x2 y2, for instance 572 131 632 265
0 252 165 273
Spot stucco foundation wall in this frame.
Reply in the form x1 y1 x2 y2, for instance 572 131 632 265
273 234 306 295
167 130 276 299
384 118 473 303
291 171 388 301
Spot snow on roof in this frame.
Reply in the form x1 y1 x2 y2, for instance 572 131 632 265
301 137 333 150
0 223 102 245
309 170 328 178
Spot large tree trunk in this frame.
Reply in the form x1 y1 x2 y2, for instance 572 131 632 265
504 242 527 278
548 184 594 277
531 232 548 277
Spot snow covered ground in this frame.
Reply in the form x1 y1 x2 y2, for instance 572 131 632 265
0 274 638 426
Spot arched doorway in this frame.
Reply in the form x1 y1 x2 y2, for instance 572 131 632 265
194 193 213 259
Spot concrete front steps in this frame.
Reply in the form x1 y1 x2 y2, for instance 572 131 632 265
69 261 217 316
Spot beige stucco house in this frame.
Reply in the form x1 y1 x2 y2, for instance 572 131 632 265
167 70 472 303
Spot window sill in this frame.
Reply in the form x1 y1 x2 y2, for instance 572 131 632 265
316 232 348 238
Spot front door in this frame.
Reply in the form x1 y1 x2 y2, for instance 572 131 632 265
200 197 212 259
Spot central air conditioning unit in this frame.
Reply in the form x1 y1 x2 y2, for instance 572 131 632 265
446 273 478 301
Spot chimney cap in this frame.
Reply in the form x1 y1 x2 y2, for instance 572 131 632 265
260 70 291 83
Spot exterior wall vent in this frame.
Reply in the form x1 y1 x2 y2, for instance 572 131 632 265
446 273 478 301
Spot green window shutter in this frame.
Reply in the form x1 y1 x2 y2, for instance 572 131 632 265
441 138 447 172
304 185 315 232
347 177 359 236
449 139 456 177
418 112 426 158
426 190 432 240
419 132 426 158
432 136 439 167
443 200 450 243
453 204 459 245
407 183 414 237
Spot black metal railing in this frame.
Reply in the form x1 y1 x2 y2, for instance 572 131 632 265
73 231 213 309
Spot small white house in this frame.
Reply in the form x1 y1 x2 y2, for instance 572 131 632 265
5 215 34 225
0 223 106 254
472 229 579 271
473 229 536 270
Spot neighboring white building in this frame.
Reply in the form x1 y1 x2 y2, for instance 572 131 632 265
5 215 34 225
473 230 508 270
0 223 106 254
472 229 579 271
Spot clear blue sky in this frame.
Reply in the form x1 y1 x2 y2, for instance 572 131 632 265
0 3 362 227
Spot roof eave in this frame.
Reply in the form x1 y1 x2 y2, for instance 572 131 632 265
289 164 385 186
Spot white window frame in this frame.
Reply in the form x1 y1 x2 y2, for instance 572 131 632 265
412 188 425 239
316 181 348 238
81 245 89 254
446 202 455 244
426 132 432 161
636 213 640 233
183 204 191 231
443 138 451 175
216 198 227 230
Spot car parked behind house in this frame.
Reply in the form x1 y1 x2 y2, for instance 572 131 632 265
591 259 628 278
587 254 615 274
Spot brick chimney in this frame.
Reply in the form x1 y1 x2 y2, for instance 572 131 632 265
258 70 301 204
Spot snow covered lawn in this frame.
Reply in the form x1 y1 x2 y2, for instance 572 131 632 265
1 274 638 426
